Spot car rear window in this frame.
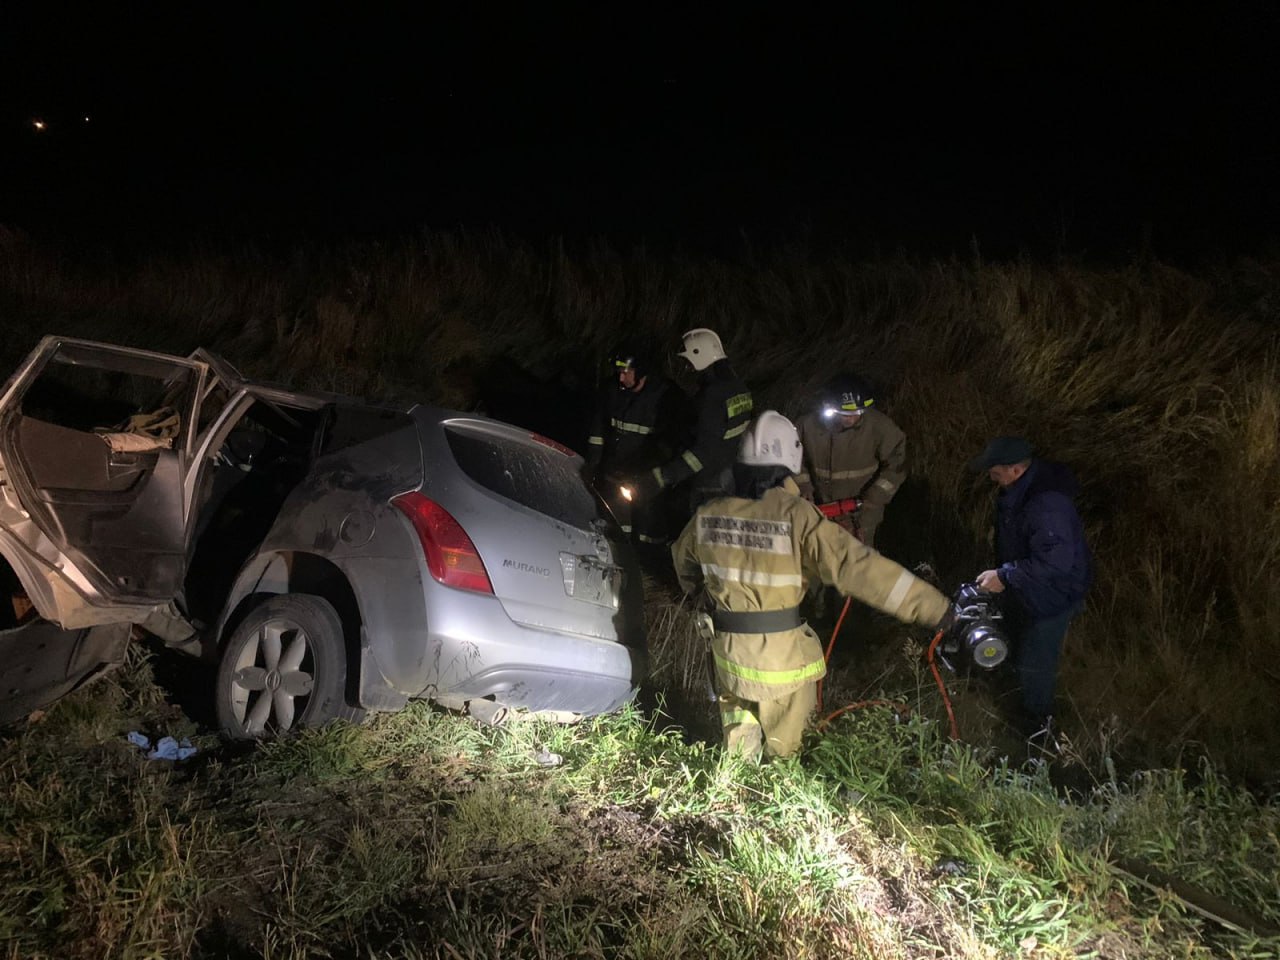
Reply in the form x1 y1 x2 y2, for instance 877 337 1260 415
444 425 600 530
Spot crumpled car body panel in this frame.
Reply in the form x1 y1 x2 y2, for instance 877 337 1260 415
0 336 645 723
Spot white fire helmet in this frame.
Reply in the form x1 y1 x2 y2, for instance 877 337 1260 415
738 410 803 475
677 328 727 371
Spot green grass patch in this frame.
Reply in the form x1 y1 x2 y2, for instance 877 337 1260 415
2 655 1279 957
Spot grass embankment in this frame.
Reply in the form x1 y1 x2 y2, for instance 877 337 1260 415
1 233 1278 955
2 648 1278 959
1 233 1276 780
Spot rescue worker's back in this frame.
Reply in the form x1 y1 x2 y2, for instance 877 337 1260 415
672 411 950 760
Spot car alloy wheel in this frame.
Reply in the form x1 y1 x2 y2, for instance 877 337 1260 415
215 594 363 739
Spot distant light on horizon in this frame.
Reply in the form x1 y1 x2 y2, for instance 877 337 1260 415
32 119 46 131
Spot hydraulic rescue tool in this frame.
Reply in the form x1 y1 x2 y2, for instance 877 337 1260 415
936 581 1010 671
817 497 861 520
821 580 1011 738
921 581 1011 739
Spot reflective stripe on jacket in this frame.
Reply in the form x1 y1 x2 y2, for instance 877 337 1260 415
671 486 948 701
794 408 906 506
586 375 688 471
654 358 752 490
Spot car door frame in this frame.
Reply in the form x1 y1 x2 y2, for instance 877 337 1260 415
0 336 214 624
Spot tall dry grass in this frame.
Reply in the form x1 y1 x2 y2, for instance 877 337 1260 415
1 231 1277 778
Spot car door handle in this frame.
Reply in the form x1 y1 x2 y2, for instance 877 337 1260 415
105 452 154 479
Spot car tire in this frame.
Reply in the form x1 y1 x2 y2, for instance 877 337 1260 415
215 594 365 740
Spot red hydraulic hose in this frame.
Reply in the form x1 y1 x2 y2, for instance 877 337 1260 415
815 596 852 713
926 628 959 740
817 630 959 739
817 698 909 731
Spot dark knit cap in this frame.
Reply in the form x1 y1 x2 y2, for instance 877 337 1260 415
968 436 1033 472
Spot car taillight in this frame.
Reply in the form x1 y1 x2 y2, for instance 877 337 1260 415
392 492 494 594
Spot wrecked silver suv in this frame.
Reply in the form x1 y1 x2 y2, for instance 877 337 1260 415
0 337 644 737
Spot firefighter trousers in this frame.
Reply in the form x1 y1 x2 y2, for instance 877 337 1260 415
717 682 817 761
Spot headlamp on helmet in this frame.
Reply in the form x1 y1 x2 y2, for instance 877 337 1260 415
610 342 650 383
821 374 875 416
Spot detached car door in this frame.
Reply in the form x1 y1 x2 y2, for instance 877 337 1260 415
0 337 209 626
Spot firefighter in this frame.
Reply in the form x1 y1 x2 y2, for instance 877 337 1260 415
672 410 952 761
795 373 906 548
585 341 688 548
633 328 752 512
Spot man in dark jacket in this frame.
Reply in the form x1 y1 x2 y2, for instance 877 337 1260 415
586 341 688 547
971 436 1092 735
639 328 753 512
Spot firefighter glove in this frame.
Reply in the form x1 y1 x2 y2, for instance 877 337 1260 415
934 605 958 636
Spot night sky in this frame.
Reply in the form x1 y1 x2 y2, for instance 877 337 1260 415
3 4 1278 258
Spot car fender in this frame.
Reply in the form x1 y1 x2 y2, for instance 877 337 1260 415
211 407 431 707
215 544 431 713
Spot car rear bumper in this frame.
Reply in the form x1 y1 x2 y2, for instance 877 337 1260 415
442 657 643 716
354 564 645 717
428 591 644 715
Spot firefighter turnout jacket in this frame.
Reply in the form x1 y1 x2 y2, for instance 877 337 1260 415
653 358 753 495
586 375 687 474
795 408 906 507
672 486 949 706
